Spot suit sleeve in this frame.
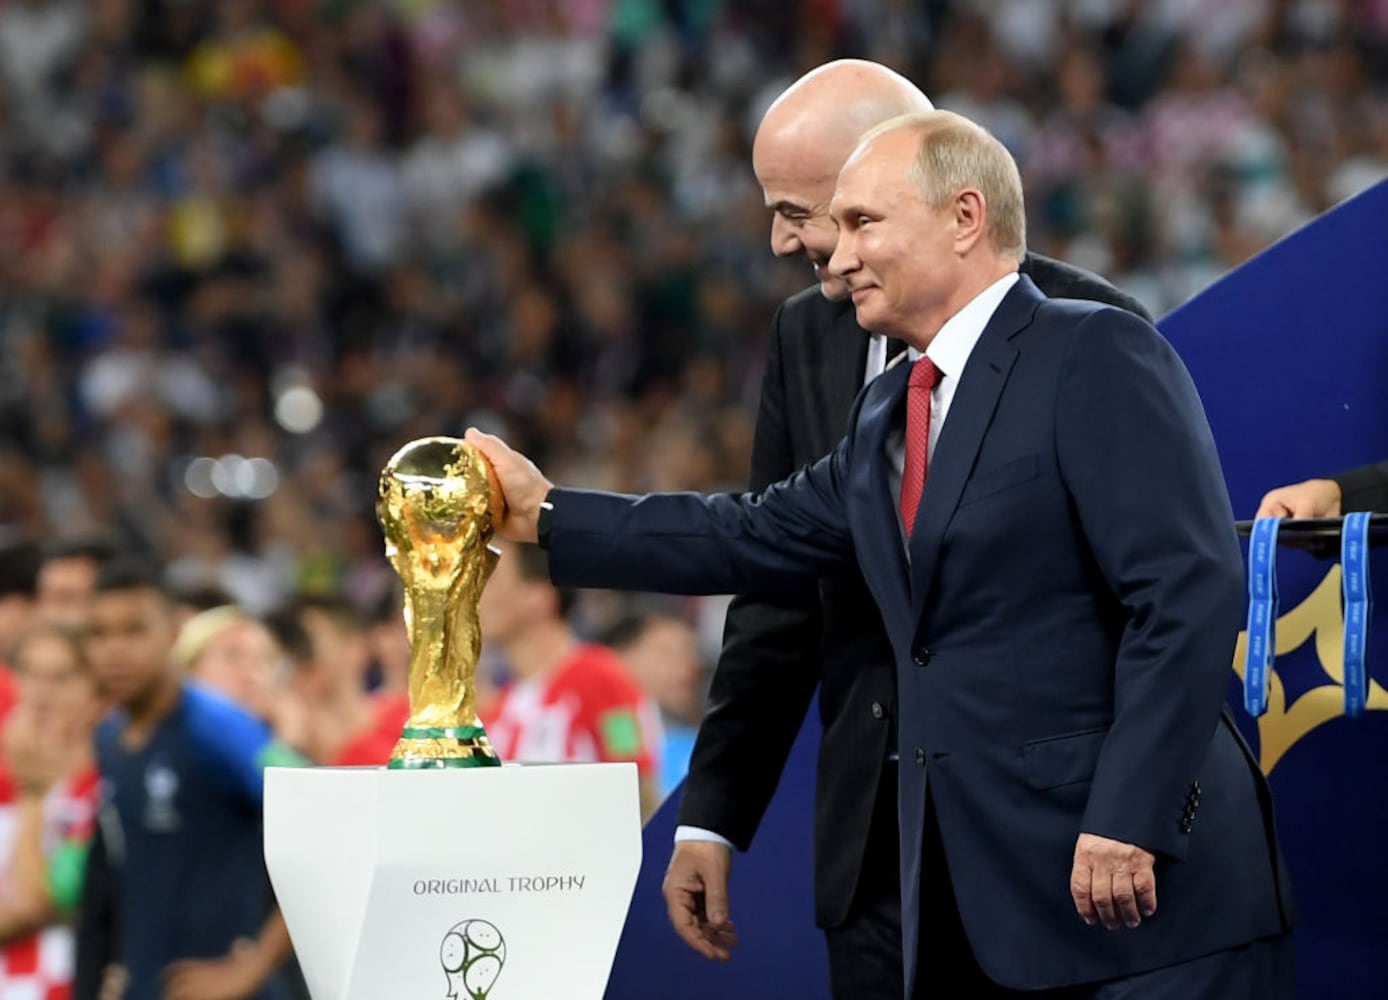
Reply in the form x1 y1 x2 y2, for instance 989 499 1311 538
547 439 856 596
1333 459 1388 513
676 308 826 848
1055 309 1245 861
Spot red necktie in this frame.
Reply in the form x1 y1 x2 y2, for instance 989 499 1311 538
900 357 941 537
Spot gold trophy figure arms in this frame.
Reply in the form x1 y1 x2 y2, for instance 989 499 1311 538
378 437 504 768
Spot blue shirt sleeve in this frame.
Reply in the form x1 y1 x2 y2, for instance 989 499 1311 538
183 684 307 806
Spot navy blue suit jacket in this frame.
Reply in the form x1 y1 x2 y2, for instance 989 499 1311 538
546 276 1292 992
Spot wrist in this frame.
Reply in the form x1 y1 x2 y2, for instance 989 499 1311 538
536 492 555 550
226 936 273 982
1323 479 1343 516
16 774 52 799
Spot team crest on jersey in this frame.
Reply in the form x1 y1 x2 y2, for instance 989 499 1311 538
142 758 182 832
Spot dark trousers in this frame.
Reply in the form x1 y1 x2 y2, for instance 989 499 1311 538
825 763 906 1000
911 795 1295 1000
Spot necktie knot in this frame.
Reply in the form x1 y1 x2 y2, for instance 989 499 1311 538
909 357 941 391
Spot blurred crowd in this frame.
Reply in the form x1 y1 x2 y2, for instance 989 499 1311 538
0 0 1382 625
0 536 700 997
2 0 1388 995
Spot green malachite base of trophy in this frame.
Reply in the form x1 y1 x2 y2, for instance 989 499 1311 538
387 726 501 770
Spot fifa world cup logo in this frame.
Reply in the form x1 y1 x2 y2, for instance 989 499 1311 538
440 919 506 999
378 437 503 768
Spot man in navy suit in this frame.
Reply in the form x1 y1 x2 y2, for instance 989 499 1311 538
672 59 1151 1000
468 110 1293 997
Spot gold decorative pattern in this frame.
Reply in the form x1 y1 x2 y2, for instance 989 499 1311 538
1232 565 1388 773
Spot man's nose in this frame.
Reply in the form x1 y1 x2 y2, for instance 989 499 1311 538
769 214 801 257
827 233 856 278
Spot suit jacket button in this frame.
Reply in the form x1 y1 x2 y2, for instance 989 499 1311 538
912 646 931 666
871 702 885 719
915 748 926 765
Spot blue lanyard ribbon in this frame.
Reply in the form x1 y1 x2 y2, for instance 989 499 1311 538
1244 517 1282 717
1341 511 1373 718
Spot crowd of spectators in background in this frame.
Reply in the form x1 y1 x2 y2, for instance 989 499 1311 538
4 0 1388 634
2 0 1388 995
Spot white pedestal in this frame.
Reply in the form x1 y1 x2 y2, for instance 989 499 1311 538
264 763 642 1000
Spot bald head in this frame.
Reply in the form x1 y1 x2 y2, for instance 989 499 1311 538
753 60 934 299
757 61 935 175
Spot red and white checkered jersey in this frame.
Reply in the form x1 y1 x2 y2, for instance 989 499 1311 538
484 643 661 777
0 768 100 1000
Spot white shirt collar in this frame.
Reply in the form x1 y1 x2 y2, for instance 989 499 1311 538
914 271 1019 378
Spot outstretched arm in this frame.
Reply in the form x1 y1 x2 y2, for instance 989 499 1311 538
465 428 857 596
1256 460 1388 517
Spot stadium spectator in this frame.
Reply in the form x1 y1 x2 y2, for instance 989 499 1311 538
82 558 303 1000
0 538 41 808
2 2 1382 635
0 539 40 667
175 604 282 722
603 612 706 800
480 541 663 819
0 625 102 1000
34 537 117 632
364 585 411 701
275 596 408 766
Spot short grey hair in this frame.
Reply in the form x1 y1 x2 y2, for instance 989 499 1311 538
862 110 1026 262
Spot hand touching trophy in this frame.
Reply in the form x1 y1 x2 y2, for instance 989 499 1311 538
377 436 504 768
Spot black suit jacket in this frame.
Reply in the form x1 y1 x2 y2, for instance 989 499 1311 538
676 254 1152 928
546 276 1292 992
1335 459 1388 512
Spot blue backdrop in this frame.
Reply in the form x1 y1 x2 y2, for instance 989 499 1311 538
606 180 1388 999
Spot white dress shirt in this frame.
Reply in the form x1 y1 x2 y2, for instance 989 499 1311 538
675 273 1020 849
884 272 1019 536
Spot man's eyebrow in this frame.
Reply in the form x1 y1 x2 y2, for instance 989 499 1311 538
767 200 812 216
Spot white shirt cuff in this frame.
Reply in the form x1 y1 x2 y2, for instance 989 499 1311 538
674 825 735 849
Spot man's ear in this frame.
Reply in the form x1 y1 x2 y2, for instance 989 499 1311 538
953 188 987 255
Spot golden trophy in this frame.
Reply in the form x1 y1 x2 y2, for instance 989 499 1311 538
378 436 503 768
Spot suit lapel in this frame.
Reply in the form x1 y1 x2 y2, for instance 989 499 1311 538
906 278 1043 622
851 361 913 631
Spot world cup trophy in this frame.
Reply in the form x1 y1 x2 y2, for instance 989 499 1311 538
378 436 504 768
